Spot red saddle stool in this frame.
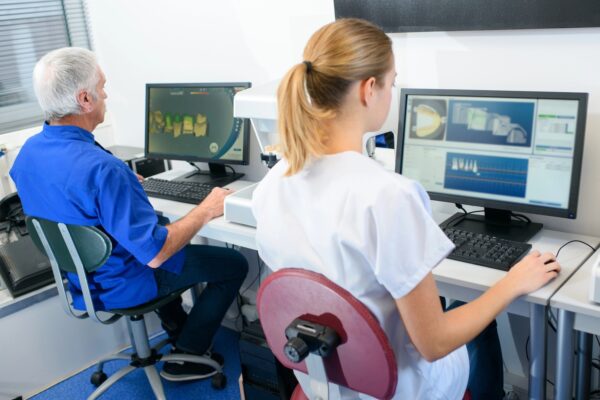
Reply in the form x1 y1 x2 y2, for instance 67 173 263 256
257 268 398 399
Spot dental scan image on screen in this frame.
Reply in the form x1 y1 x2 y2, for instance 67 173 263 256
401 94 580 210
147 85 247 162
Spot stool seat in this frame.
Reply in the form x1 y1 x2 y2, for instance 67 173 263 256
110 287 189 316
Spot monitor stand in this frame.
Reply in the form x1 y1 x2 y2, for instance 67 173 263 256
175 163 244 186
441 208 543 243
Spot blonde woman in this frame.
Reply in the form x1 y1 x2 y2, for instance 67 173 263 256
252 18 559 399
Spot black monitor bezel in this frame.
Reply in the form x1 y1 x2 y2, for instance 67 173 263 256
395 88 588 219
144 82 251 166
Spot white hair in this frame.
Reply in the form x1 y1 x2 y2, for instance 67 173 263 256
32 47 100 121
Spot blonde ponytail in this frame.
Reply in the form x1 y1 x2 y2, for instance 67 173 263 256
277 18 392 176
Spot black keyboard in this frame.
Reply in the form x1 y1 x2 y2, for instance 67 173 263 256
141 178 215 205
443 227 531 271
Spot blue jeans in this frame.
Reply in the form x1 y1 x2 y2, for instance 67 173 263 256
153 245 248 355
445 299 504 400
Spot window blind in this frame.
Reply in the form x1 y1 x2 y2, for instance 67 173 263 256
0 0 92 134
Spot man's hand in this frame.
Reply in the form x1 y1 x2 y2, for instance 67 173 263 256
197 187 233 222
136 174 144 183
147 186 234 269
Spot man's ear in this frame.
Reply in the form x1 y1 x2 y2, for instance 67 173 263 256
77 90 93 113
359 77 377 107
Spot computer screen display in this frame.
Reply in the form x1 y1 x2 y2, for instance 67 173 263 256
145 82 250 165
396 89 587 219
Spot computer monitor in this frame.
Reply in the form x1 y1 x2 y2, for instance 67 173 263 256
396 89 588 242
145 82 251 183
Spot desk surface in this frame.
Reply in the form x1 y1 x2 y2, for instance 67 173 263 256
550 249 600 328
149 179 258 250
149 175 600 309
434 229 599 307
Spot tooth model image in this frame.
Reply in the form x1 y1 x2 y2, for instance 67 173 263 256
164 113 174 134
151 111 165 134
466 108 488 131
173 114 182 138
182 114 194 134
194 114 207 137
489 114 527 143
450 156 480 176
457 105 528 145
414 104 442 137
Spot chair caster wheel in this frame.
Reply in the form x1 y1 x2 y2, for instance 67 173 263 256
91 371 108 387
211 372 227 389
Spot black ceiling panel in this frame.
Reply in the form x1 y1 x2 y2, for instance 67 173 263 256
334 0 600 32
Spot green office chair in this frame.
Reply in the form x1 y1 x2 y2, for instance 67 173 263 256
26 216 226 400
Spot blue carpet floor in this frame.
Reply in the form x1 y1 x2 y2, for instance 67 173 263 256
31 327 241 400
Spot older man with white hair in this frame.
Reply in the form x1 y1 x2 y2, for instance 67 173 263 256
10 47 248 382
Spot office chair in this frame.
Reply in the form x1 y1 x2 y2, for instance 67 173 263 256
256 268 398 400
26 216 225 400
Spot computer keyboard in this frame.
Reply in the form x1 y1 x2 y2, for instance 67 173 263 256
141 178 215 205
443 226 532 271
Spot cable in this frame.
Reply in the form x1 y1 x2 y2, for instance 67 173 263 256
239 254 263 296
546 308 557 332
187 161 201 171
440 204 470 229
5 204 26 236
257 254 263 287
510 212 531 224
444 204 535 230
555 240 596 258
225 165 237 175
455 203 468 214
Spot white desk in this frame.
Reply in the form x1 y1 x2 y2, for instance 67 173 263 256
433 228 598 400
149 180 258 250
149 178 599 400
551 249 600 399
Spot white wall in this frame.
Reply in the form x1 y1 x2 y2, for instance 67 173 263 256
0 294 162 399
390 28 600 236
88 0 600 236
0 115 115 198
87 0 335 182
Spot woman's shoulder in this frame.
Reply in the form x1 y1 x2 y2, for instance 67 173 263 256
338 153 423 197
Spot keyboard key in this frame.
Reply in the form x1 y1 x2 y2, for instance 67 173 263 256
141 178 216 205
442 226 531 271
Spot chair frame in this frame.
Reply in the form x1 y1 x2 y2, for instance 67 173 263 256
28 217 223 400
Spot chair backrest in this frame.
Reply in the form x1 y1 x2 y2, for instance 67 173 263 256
26 217 111 273
257 268 398 400
26 216 117 324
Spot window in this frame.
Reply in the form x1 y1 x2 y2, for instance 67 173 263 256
0 0 92 134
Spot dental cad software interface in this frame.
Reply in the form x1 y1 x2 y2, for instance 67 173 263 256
401 94 580 210
146 85 247 162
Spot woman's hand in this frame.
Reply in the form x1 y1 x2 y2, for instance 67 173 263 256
502 250 561 296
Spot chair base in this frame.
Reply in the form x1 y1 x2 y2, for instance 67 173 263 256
87 315 225 400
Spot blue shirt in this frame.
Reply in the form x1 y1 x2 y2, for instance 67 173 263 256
10 123 185 310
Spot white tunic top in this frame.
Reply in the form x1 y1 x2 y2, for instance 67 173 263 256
252 151 469 400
